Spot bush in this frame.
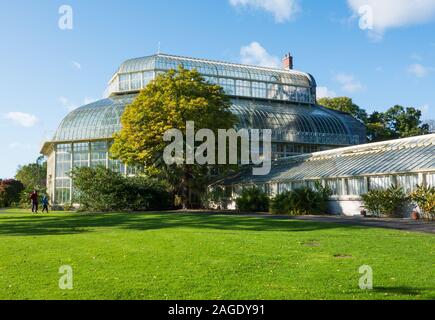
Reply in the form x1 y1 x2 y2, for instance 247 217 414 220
71 166 172 212
361 186 407 217
123 176 172 211
410 185 435 220
0 179 24 207
270 183 332 215
236 187 269 212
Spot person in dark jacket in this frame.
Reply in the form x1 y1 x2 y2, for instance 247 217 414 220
41 195 49 213
30 190 38 213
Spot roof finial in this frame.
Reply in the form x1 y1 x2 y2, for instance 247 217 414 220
157 41 161 54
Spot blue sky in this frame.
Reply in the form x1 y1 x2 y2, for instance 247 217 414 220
0 0 434 178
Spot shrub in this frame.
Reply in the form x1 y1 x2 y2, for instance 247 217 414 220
71 166 172 212
123 176 172 211
410 185 435 220
235 187 269 212
202 187 232 210
270 183 332 215
0 179 24 207
361 186 407 217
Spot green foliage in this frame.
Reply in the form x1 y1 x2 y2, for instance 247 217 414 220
317 97 368 123
270 183 332 215
202 186 232 210
319 97 429 142
14 158 48 208
410 185 435 220
15 157 47 191
235 187 269 212
361 186 407 217
0 179 24 207
70 166 171 212
111 66 238 208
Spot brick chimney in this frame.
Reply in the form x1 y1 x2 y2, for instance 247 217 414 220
282 52 293 70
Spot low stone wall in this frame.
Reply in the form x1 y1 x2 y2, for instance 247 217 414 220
327 196 416 217
327 197 363 216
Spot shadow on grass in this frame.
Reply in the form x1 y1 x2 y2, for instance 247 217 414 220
0 211 369 237
373 286 427 297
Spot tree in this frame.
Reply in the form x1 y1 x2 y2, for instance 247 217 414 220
111 66 238 208
384 105 429 139
366 111 394 142
15 156 47 191
0 179 24 207
70 166 171 212
317 97 368 123
319 97 430 142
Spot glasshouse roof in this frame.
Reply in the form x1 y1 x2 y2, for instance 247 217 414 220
220 134 435 185
51 95 136 143
115 53 315 88
43 95 366 153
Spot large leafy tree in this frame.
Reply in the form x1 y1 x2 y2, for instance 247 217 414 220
384 105 429 139
15 156 47 191
111 66 238 208
317 97 368 123
318 97 429 142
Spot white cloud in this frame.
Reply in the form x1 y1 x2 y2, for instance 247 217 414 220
72 61 81 69
59 96 96 111
348 0 435 38
240 42 280 68
317 86 337 99
334 73 364 93
407 63 433 78
229 0 300 23
4 112 39 127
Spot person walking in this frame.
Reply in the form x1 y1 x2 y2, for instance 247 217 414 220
41 195 49 213
30 190 39 213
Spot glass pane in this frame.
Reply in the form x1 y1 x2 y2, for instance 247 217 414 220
119 74 130 91
91 141 107 168
131 73 142 90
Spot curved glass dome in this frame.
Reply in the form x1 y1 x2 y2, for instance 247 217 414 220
52 95 135 142
231 100 365 145
51 95 365 146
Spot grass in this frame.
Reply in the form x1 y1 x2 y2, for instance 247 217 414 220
0 208 434 300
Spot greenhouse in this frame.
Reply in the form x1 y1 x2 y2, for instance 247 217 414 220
211 134 435 216
41 53 367 205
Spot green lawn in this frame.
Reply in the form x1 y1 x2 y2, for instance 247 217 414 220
0 208 434 300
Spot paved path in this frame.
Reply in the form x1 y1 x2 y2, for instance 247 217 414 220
186 211 435 234
241 214 435 234
284 215 435 234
